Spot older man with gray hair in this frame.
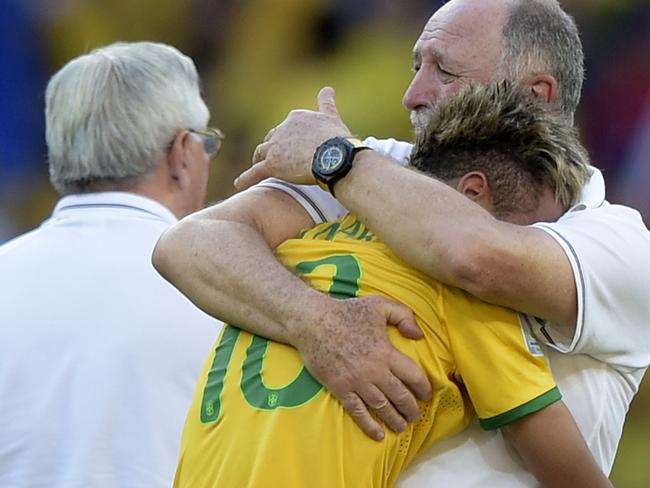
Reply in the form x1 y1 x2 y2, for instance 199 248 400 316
0 41 222 487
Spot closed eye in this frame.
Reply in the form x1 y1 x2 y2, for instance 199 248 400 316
438 65 458 83
438 65 456 76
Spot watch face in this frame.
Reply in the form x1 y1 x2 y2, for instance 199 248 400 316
318 146 344 173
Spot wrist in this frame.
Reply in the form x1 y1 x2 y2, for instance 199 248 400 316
282 289 338 348
312 137 371 197
332 149 378 200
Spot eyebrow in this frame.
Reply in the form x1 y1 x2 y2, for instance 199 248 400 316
413 45 448 67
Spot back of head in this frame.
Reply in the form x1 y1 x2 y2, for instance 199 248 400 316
46 41 209 195
410 81 590 219
498 0 584 122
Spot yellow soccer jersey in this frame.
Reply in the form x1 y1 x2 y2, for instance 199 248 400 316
175 214 560 488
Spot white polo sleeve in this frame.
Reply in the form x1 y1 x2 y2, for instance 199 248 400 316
531 202 650 370
254 137 413 225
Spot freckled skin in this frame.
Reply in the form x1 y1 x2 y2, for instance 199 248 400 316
294 298 392 383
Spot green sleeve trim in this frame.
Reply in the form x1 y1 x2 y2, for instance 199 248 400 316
479 387 562 431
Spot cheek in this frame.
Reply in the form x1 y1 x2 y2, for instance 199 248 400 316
435 77 479 104
421 75 464 105
441 81 464 99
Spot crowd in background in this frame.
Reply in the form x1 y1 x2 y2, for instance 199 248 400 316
0 0 648 484
2 0 649 238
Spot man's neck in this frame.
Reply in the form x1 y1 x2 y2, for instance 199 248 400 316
77 177 185 219
509 186 565 225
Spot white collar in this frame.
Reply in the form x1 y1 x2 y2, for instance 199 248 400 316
52 192 178 224
568 166 606 213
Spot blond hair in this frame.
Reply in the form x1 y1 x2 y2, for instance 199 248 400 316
410 81 589 216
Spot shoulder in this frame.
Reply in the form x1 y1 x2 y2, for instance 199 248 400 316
555 200 647 231
533 202 650 365
534 201 650 270
0 225 47 261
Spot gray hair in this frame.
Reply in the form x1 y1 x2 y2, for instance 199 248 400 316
498 0 584 122
410 81 590 217
46 41 209 195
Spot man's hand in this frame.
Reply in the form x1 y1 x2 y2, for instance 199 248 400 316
235 86 352 190
290 294 432 441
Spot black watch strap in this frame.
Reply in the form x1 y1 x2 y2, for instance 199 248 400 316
312 137 371 197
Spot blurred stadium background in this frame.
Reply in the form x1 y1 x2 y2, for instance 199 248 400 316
0 0 647 485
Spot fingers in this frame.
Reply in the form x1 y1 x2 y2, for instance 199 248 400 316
372 296 423 339
385 300 422 338
390 351 432 402
361 381 410 431
339 391 386 441
234 162 270 190
395 316 424 340
263 127 277 143
233 142 276 190
317 86 339 117
372 367 421 424
252 141 273 164
339 368 423 437
377 299 431 401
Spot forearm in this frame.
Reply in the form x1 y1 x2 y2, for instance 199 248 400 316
503 402 612 488
335 152 502 292
153 186 331 343
234 88 578 325
154 184 432 438
154 217 330 343
335 151 576 326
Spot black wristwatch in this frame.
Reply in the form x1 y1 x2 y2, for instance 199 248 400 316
311 137 371 197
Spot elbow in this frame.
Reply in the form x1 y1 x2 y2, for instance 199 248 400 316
151 227 176 281
151 232 169 277
151 220 196 281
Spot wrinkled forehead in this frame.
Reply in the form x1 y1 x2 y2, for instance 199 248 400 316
413 0 508 68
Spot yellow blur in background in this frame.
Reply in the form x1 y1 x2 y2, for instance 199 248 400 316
1 0 648 485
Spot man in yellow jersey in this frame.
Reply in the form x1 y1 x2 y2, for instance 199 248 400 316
169 83 610 488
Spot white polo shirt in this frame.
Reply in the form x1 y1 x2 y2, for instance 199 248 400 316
259 137 650 486
0 192 221 488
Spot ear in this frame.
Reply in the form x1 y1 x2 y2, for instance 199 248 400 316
456 171 493 209
526 73 558 106
166 130 192 191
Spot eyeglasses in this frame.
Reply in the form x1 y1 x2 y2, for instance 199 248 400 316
189 127 225 159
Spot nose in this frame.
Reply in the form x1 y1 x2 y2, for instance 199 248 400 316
403 69 437 111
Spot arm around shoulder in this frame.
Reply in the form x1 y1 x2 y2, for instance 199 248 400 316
335 153 578 327
152 186 326 343
531 204 650 360
153 183 433 439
